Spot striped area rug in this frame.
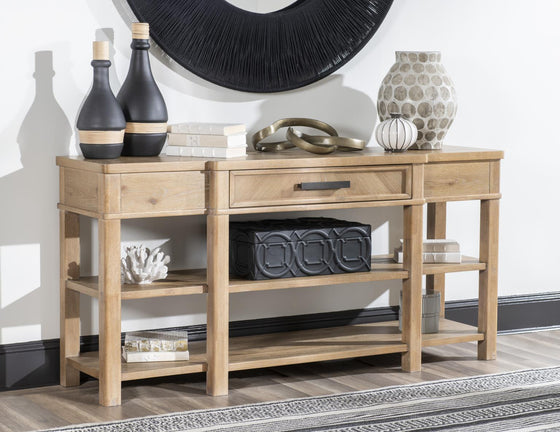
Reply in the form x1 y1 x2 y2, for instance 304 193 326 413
44 367 560 432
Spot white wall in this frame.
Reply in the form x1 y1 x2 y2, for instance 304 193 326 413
227 0 298 13
1 0 559 344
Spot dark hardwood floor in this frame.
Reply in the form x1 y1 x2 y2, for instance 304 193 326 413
1 329 559 431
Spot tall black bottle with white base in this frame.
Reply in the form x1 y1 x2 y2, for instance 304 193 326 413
117 22 168 156
77 41 126 159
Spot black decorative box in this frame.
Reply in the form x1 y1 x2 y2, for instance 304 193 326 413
230 218 371 280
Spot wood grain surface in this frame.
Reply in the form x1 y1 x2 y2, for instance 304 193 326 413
54 146 503 406
229 166 411 208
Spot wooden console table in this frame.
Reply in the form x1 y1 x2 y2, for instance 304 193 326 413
57 146 502 406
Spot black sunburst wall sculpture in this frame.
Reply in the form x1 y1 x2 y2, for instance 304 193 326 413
125 0 394 93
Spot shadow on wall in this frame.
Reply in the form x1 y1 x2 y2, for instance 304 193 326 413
0 51 72 388
252 74 377 146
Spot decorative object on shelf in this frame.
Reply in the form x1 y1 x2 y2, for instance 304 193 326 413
399 291 441 334
117 22 168 156
252 118 365 154
76 41 126 159
125 0 394 93
377 51 457 150
375 113 418 152
121 245 170 284
166 122 248 159
230 218 371 280
122 330 189 362
394 239 461 264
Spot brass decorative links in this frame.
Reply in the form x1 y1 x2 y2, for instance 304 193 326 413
252 118 366 155
252 118 338 152
285 128 337 154
287 128 366 153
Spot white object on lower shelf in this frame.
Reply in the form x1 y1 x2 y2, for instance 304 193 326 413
423 239 460 253
166 145 246 158
393 239 461 264
124 330 189 352
122 348 190 363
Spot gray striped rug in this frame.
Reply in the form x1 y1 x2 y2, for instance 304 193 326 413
44 367 560 431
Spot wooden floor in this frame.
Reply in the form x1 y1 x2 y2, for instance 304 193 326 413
1 329 559 432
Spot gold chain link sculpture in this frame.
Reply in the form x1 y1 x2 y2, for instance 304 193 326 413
252 118 366 154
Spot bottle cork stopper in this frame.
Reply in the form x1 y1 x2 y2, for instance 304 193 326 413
132 22 150 39
93 41 109 60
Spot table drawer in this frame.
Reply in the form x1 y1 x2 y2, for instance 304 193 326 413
230 166 411 208
120 171 206 213
424 162 490 200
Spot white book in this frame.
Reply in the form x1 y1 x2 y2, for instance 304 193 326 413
394 247 462 264
122 348 190 363
168 122 246 136
167 133 247 148
422 239 460 253
166 145 246 158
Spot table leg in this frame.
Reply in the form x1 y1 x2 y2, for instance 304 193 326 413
426 202 447 317
98 218 122 406
401 204 423 372
206 214 229 396
478 199 499 360
60 211 80 387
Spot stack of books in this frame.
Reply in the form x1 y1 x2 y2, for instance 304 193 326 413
122 330 189 363
394 239 461 264
166 122 247 158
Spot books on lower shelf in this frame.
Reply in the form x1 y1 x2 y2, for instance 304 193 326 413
394 239 461 264
122 330 189 363
166 122 247 158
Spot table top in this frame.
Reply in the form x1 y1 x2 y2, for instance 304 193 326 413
56 146 504 174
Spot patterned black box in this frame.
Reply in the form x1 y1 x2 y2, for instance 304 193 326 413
230 218 371 280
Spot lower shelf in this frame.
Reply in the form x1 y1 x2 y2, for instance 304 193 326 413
227 319 484 371
66 350 207 381
66 319 484 382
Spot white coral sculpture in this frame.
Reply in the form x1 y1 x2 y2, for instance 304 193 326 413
121 245 171 284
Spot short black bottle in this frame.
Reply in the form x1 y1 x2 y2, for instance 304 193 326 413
77 41 126 159
117 22 168 156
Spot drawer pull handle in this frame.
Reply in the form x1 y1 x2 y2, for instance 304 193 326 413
298 181 351 191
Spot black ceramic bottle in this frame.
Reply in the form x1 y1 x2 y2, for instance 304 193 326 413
77 41 126 159
117 22 168 156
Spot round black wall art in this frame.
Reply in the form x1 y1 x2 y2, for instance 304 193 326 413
125 0 394 93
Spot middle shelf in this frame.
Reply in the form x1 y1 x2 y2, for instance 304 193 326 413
67 319 484 382
66 255 486 299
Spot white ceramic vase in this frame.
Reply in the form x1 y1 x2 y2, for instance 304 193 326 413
375 113 418 152
377 51 457 150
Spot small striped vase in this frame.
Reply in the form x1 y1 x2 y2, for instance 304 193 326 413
375 113 418 152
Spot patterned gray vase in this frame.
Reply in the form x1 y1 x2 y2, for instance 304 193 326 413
377 51 457 150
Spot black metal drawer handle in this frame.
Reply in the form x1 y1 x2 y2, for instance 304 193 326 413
297 181 351 191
